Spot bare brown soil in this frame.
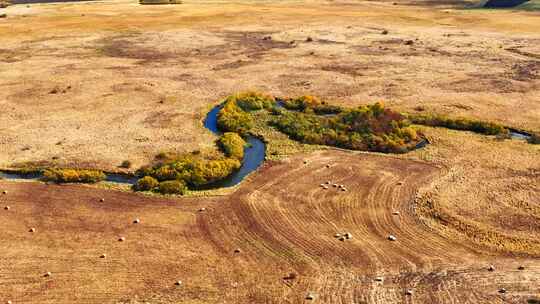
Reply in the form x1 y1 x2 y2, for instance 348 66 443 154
1 146 539 303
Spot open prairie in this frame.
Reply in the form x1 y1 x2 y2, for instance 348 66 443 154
0 0 539 170
0 0 539 303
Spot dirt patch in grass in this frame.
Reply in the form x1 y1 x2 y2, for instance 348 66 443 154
220 31 295 59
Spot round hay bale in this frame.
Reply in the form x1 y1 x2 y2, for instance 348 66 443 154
392 211 400 215
332 184 338 188
2 190 7 194
7 300 12 304
334 233 341 238
345 233 352 239
199 207 206 212
306 292 317 300
382 30 389 35
29 228 36 233
518 265 525 270
405 289 413 295
323 186 328 190
339 236 346 242
498 288 506 294
4 206 10 210
326 164 331 168
488 265 495 272
388 235 397 241
326 181 331 184
174 280 182 286
306 37 313 42
341 188 347 192
374 276 384 282
303 160 308 164
99 198 105 202
234 248 241 254
133 218 140 224
285 272 297 280
118 237 125 242
100 254 107 259
44 272 52 277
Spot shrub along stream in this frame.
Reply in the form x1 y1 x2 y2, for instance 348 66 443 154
2 91 529 195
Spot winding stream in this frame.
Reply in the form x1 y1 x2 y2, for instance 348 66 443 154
0 105 267 188
0 105 532 188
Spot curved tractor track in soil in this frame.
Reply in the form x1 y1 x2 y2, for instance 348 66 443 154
1 150 539 303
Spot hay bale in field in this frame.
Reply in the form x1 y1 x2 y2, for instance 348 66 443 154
44 272 52 277
100 254 107 258
374 276 384 282
405 289 413 295
29 228 36 233
234 248 241 254
140 0 182 4
118 237 125 242
303 160 308 164
133 218 140 224
323 185 328 189
175 280 182 286
199 207 206 212
284 272 297 280
326 181 331 184
392 211 400 215
345 232 352 239
0 14 6 19
339 236 346 241
334 233 341 238
4 206 9 210
326 164 331 168
306 292 317 300
99 198 105 202
499 288 506 294
397 181 403 185
388 235 397 241
332 184 338 187
2 190 7 194
518 265 525 270
6 300 12 304
488 265 495 272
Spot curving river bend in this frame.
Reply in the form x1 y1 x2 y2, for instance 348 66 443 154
0 105 267 188
0 106 532 188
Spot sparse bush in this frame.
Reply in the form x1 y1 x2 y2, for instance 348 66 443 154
42 168 105 183
133 176 159 191
281 95 342 115
408 113 508 135
528 133 540 144
158 180 187 195
218 132 246 160
120 160 132 168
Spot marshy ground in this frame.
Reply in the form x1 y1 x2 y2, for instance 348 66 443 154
0 0 539 303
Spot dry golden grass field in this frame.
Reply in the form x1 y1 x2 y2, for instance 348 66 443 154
0 0 539 303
